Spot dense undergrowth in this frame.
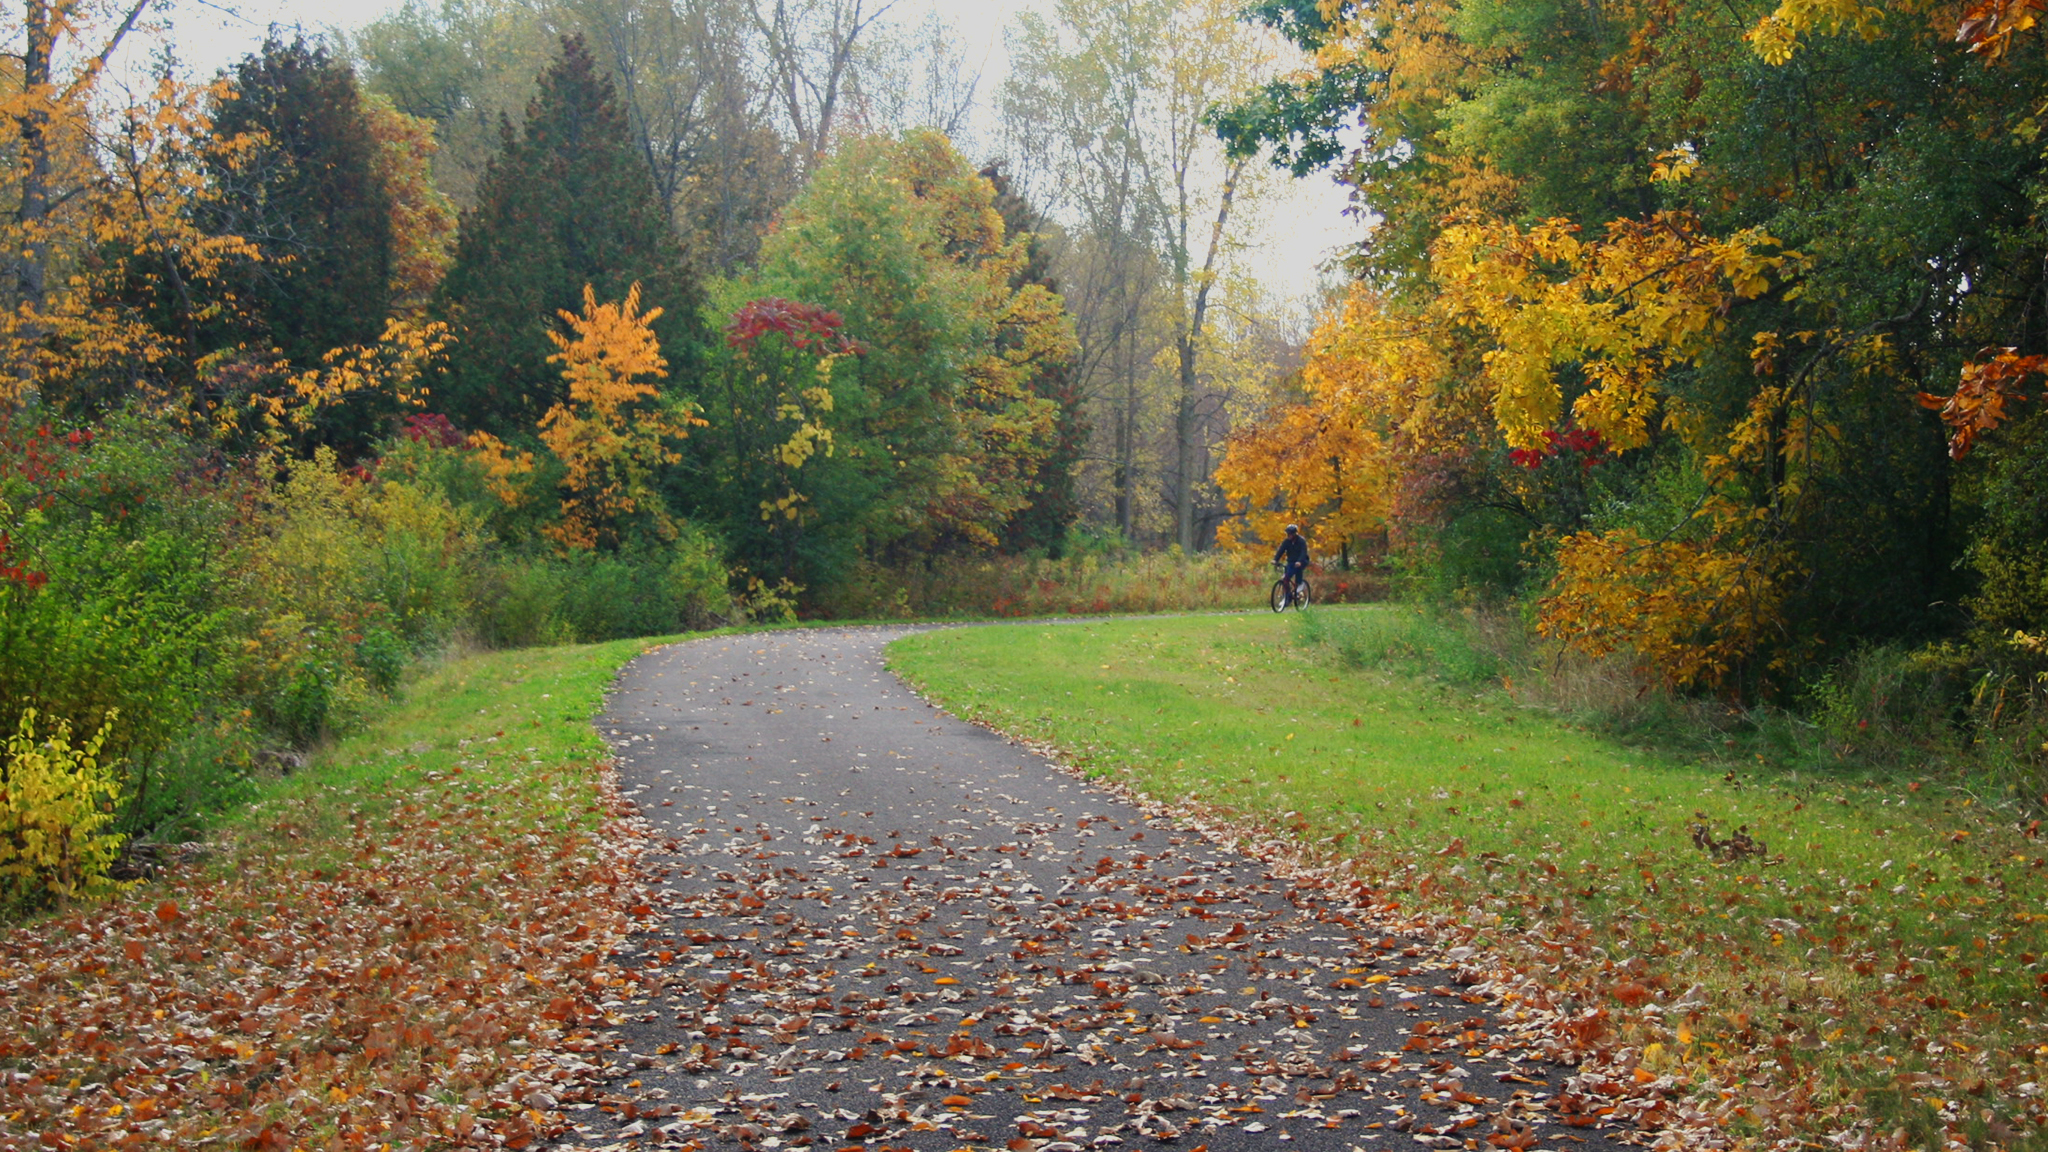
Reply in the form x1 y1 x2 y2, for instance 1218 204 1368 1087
891 611 2048 1151
0 412 740 912
817 550 1381 619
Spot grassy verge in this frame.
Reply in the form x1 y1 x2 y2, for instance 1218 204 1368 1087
886 609 2048 1151
0 636 658 1149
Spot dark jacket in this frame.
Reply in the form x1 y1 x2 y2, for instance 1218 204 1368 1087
1275 534 1308 567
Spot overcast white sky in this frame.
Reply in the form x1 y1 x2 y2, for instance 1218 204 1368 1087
139 0 1360 310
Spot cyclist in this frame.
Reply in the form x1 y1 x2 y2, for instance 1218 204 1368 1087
1273 524 1309 606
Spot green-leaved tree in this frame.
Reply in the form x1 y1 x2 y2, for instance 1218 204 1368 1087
209 35 395 370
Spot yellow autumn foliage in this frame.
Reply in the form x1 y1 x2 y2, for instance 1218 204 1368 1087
0 710 124 909
531 283 706 549
1216 284 1470 556
1540 530 1793 690
247 319 452 444
1433 212 1796 452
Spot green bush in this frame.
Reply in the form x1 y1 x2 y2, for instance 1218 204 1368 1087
271 661 335 747
473 558 573 648
0 413 249 837
355 627 408 693
471 524 737 646
1389 507 1530 603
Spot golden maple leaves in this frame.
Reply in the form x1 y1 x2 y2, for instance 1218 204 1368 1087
1434 212 1797 454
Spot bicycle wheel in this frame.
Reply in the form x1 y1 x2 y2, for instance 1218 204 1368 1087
1270 579 1289 613
1292 578 1312 610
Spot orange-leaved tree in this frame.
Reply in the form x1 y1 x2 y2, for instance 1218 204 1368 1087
1215 284 1474 563
0 56 264 419
472 283 705 550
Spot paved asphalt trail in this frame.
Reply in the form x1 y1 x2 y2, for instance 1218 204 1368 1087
561 627 1629 1152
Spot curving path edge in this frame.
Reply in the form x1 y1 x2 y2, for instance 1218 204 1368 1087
556 626 1631 1152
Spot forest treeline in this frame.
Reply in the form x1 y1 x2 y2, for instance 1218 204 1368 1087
1211 0 2048 789
0 0 1310 904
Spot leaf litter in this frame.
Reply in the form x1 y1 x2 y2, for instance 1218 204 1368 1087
0 734 655 1150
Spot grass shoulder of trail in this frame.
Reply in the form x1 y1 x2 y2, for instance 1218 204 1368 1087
0 635 660 1150
886 609 2048 1151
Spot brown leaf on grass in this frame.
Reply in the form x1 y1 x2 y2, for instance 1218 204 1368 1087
0 755 647 1151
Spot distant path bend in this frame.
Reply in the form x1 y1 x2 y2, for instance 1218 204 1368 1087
565 626 1628 1152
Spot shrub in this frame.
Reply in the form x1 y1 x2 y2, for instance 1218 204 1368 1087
0 412 246 838
235 449 491 742
473 559 573 648
470 524 738 646
0 710 124 911
355 627 408 693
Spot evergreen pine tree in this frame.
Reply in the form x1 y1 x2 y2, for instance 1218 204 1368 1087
210 35 394 369
434 35 704 439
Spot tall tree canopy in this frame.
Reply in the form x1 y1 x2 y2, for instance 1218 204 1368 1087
983 162 1086 557
208 35 395 372
696 130 1076 593
432 34 706 438
1212 0 2048 690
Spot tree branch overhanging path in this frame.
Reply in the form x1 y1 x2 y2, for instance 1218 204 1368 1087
564 626 1638 1151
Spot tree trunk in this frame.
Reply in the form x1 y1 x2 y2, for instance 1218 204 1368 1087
1113 371 1135 540
1174 331 1197 552
1170 161 1242 554
14 0 54 317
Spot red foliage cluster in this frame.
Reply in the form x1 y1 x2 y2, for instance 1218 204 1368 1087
0 532 46 590
0 422 94 591
401 412 467 449
725 297 862 354
1 422 90 494
1509 426 1608 471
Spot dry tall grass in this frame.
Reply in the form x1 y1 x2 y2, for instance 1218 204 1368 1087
820 551 1386 619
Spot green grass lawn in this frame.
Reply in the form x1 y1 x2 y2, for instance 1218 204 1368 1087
224 635 650 852
887 608 2048 1150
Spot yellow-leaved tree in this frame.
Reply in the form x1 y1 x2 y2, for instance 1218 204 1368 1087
1214 284 1473 563
1430 212 1806 687
473 283 706 549
0 57 264 417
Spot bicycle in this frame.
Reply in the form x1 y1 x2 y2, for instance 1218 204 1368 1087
1270 564 1311 612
